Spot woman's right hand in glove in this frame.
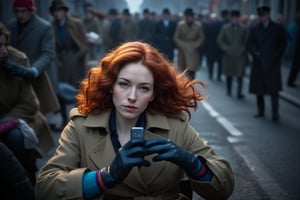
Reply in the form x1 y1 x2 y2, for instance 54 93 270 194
100 139 150 189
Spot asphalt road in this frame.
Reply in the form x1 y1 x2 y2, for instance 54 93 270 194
191 65 300 200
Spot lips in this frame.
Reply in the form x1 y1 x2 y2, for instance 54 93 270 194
124 105 138 112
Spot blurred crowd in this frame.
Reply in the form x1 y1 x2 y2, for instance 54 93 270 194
0 0 299 199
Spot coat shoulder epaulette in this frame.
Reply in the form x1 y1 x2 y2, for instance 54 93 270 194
69 107 87 120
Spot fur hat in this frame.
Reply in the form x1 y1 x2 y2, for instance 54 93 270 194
49 0 69 14
13 0 36 11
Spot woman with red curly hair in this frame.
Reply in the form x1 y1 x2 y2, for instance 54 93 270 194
36 41 234 200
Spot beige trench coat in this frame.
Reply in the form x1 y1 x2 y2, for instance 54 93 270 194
217 24 248 77
36 108 234 200
174 20 204 72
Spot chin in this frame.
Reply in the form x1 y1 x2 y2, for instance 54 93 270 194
120 111 139 120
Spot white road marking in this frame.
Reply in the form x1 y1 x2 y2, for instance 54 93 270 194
201 101 243 137
201 101 288 199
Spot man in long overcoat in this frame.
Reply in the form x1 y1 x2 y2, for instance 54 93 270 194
8 0 60 114
218 10 248 98
174 8 204 80
248 5 286 122
204 13 223 81
154 8 177 62
50 0 88 88
139 8 156 45
119 9 138 42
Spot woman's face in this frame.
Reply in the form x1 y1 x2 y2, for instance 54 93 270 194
112 62 155 121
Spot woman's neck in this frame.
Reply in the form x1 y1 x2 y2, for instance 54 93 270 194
115 113 138 146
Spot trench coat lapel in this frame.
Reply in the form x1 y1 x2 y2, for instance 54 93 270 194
139 113 170 186
85 111 178 191
86 110 148 192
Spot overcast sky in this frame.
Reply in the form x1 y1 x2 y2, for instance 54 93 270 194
125 0 143 13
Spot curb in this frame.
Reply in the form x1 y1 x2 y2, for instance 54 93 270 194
279 92 300 108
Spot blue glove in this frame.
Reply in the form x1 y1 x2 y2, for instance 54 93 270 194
144 138 200 176
3 59 38 79
100 139 150 189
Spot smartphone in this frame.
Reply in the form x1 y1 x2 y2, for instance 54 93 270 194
131 127 144 140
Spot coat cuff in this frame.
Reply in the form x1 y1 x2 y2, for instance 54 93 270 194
65 168 89 199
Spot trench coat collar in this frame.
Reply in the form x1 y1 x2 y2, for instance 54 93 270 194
81 108 178 131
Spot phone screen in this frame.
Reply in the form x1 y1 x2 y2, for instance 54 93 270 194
131 127 144 140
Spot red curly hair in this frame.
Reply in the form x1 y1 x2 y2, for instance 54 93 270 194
77 41 206 117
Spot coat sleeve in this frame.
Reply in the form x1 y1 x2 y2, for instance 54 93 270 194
31 24 55 74
35 119 88 200
217 26 228 52
7 81 39 120
181 123 234 199
192 24 205 49
173 22 185 49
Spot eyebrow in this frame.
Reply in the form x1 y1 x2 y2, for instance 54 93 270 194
118 77 153 85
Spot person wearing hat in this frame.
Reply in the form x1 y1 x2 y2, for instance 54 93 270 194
154 8 177 62
83 6 102 61
49 0 88 88
119 8 138 42
217 10 248 99
7 0 60 116
49 0 88 125
248 5 286 122
107 8 122 50
138 8 156 45
174 8 205 80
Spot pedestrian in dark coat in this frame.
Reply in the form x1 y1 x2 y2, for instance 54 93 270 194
204 13 223 81
287 14 300 87
119 9 138 42
154 8 177 61
107 8 122 50
248 5 286 122
8 0 60 114
139 9 156 45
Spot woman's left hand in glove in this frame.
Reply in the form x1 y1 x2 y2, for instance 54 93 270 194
144 138 200 175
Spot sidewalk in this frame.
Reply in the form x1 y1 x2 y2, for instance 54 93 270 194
279 65 300 108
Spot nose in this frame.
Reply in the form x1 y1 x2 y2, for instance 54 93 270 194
128 87 137 102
